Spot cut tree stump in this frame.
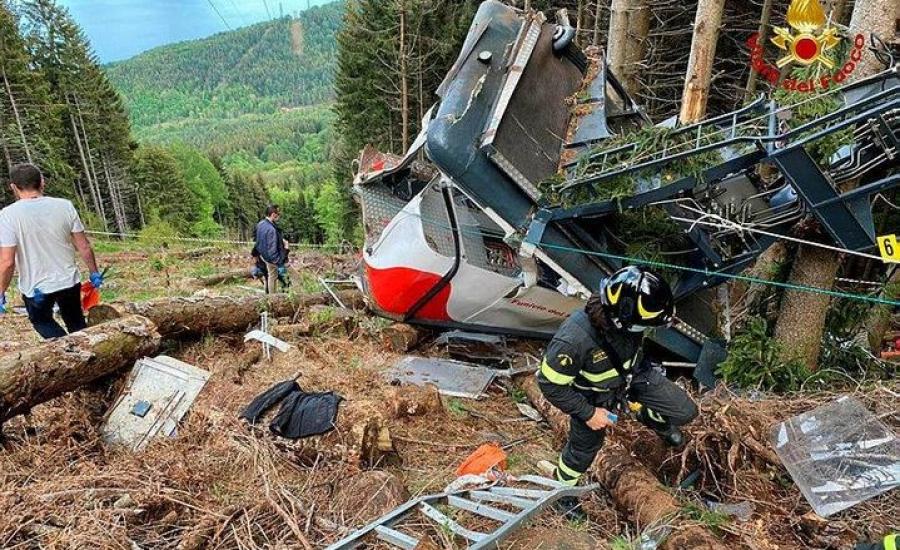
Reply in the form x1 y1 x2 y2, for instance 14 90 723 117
386 384 443 419
381 323 425 352
88 290 365 337
0 315 161 423
516 375 726 550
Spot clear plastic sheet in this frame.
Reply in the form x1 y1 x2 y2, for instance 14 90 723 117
771 395 899 516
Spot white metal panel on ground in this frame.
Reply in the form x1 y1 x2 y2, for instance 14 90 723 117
101 356 211 451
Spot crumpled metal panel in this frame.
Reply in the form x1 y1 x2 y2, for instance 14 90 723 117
771 395 900 516
385 356 497 399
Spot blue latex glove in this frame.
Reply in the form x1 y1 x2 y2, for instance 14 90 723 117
31 288 46 307
607 412 619 424
0 292 6 314
277 265 288 277
90 271 104 289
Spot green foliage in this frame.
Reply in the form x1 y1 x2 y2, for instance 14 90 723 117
314 180 348 246
717 317 811 392
106 4 344 129
130 145 202 233
334 0 477 178
138 219 179 248
446 398 467 417
683 503 731 534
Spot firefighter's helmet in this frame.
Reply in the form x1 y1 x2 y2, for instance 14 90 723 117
598 266 675 332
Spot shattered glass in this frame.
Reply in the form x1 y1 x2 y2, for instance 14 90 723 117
770 395 899 516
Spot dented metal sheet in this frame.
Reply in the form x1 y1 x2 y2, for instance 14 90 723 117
101 356 211 451
771 395 900 516
385 356 497 399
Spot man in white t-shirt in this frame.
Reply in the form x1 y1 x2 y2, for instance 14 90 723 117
0 164 104 339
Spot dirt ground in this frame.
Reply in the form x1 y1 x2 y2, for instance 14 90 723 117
0 239 896 549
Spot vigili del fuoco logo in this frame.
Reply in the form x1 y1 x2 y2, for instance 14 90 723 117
747 0 866 93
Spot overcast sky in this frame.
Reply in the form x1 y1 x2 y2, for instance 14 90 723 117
56 0 333 63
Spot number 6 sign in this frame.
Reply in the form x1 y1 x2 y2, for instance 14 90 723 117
877 234 900 263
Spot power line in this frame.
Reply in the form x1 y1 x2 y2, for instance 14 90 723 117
206 0 232 30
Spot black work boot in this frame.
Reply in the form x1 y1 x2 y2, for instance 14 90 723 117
552 495 587 522
660 426 686 449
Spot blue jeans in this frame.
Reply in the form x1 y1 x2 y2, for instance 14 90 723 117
23 283 87 339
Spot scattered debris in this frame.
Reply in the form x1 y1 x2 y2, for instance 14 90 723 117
244 329 292 353
434 331 511 364
771 395 900 517
456 443 507 476
325 476 598 550
101 355 211 451
386 356 497 399
706 500 755 522
516 402 543 422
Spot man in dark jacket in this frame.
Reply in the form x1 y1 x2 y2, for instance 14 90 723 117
255 205 288 294
537 266 699 517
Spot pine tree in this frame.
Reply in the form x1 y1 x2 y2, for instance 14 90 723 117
20 0 135 230
0 0 74 204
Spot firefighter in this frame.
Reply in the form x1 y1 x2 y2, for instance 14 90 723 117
537 266 699 518
856 534 897 550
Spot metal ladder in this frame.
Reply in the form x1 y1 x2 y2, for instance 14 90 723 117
325 475 598 549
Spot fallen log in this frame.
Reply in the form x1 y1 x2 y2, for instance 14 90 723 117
174 246 218 259
0 315 161 423
516 375 726 550
197 268 252 287
271 323 311 341
88 290 365 337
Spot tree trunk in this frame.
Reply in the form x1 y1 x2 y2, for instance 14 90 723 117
622 0 650 97
744 0 775 100
88 290 365 337
398 0 410 151
679 0 726 124
606 0 629 81
69 101 103 222
74 93 108 230
197 268 252 287
847 0 896 77
0 315 161 423
592 0 603 46
864 268 899 353
774 246 840 370
516 375 726 550
773 0 896 368
1 64 32 163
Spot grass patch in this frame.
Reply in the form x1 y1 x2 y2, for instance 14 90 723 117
683 503 730 534
446 398 467 417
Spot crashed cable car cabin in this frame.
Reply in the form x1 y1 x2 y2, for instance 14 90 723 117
353 0 900 365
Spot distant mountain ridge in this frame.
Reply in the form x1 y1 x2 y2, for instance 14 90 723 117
106 1 343 131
